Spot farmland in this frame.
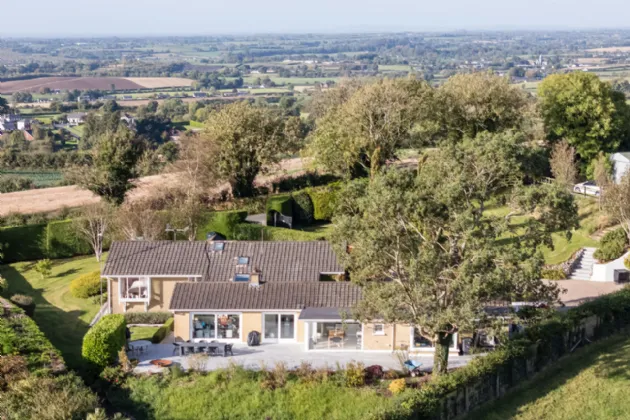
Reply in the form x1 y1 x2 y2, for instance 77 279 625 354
0 169 64 187
0 76 194 93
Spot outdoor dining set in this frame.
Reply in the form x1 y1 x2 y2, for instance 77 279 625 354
173 340 235 357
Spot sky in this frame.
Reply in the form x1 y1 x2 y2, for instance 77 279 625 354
2 0 630 36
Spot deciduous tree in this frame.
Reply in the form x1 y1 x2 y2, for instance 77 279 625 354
332 132 578 375
73 202 113 262
549 139 577 188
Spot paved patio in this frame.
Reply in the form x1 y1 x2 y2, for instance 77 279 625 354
130 342 475 374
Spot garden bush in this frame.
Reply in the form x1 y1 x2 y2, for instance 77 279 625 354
291 191 315 225
151 318 174 344
82 314 127 370
541 268 567 280
70 271 105 299
123 312 172 325
388 378 406 395
344 361 366 387
10 294 35 317
46 220 92 259
305 182 342 221
594 239 626 262
266 194 293 226
365 365 385 381
601 228 628 246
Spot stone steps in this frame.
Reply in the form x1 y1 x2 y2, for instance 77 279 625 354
568 247 597 281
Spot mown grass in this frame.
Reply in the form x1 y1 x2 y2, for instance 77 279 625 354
0 254 105 371
109 366 394 420
130 326 160 342
474 334 630 420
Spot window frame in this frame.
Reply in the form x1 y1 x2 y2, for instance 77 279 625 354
118 276 151 302
372 323 386 336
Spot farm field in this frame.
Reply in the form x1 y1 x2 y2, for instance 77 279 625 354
0 254 104 371
0 169 64 187
0 76 195 93
474 334 630 420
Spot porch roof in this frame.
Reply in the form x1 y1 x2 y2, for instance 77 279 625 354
298 307 351 320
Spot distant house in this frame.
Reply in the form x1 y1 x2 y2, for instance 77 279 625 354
192 92 207 98
611 152 630 184
16 119 31 131
120 113 136 129
77 95 92 103
122 95 133 101
0 114 29 131
67 112 88 126
102 95 116 100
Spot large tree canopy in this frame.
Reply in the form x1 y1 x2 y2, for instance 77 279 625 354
423 72 532 143
308 78 432 178
538 72 630 162
332 131 578 374
200 101 302 197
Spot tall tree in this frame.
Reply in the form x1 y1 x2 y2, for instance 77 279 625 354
81 110 123 150
538 72 630 162
332 132 578 375
0 96 9 114
200 101 301 197
73 202 112 262
72 127 142 205
549 139 578 188
308 78 431 178
423 72 531 143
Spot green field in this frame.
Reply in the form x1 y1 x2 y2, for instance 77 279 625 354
0 169 64 187
474 334 630 420
0 254 104 371
129 326 160 341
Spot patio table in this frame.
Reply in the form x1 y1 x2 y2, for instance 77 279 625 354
129 340 152 354
177 342 228 357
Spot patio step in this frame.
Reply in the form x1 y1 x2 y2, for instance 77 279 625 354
568 247 597 281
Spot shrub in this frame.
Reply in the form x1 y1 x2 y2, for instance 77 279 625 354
0 355 28 390
601 228 628 246
70 271 104 299
0 373 98 420
0 276 7 296
82 314 127 370
46 220 93 259
388 378 406 394
594 239 626 263
291 191 315 225
541 268 567 280
151 318 174 344
365 364 384 381
266 194 293 226
188 353 209 372
305 182 342 221
34 259 53 280
123 312 172 325
344 361 366 387
383 370 400 380
10 294 35 317
100 365 128 387
169 364 186 379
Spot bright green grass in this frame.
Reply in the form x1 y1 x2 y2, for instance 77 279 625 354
0 254 105 371
484 196 600 265
129 326 159 342
474 334 630 420
110 366 395 420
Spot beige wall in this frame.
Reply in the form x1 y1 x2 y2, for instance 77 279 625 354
296 319 304 343
109 277 185 314
394 324 411 349
241 312 262 343
174 312 190 341
363 323 395 351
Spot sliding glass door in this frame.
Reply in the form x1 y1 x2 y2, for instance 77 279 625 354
263 314 295 341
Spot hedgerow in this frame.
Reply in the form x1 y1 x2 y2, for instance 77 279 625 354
82 314 127 370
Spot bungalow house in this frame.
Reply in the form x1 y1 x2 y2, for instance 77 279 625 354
102 240 458 354
67 112 88 126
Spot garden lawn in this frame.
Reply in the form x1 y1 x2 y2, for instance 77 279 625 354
109 367 395 420
130 326 160 341
475 334 630 420
0 254 105 371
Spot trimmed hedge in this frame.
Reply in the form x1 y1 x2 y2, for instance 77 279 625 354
266 194 293 226
46 220 92 259
292 191 315 225
152 318 174 344
82 314 127 370
70 271 104 299
124 312 173 325
594 228 628 262
0 224 47 262
373 287 630 419
305 182 342 222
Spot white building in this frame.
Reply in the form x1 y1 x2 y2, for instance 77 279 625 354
611 152 630 184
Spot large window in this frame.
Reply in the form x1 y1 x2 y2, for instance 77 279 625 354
411 327 457 350
119 277 149 301
192 313 240 340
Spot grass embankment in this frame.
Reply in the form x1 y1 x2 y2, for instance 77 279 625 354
474 334 630 420
129 326 160 341
0 254 105 371
485 195 601 265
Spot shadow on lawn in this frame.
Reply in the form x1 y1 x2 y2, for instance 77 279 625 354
0 264 92 374
468 335 629 420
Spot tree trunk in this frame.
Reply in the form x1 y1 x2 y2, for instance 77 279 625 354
432 332 452 376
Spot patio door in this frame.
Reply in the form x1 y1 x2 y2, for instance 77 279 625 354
263 314 295 342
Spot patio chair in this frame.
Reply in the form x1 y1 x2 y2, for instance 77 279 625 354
172 343 180 356
225 343 234 356
205 346 218 357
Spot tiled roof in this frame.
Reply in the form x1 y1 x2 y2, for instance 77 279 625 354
103 240 343 282
169 281 362 310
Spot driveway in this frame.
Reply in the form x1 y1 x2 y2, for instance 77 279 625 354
130 342 474 374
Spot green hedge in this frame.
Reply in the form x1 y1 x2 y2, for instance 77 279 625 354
292 191 315 225
374 287 630 419
0 224 47 262
152 318 174 344
266 194 293 226
46 220 92 259
82 314 127 370
70 271 104 299
305 182 342 222
124 312 173 325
